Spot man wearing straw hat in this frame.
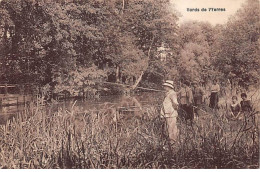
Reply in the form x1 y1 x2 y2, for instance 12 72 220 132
160 80 179 144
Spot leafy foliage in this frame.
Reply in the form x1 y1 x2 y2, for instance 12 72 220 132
0 0 259 93
0 0 179 92
212 0 260 88
177 21 217 84
53 64 106 96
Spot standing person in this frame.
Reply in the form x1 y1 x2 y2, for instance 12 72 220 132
209 79 220 109
160 80 179 144
192 81 205 118
177 81 194 123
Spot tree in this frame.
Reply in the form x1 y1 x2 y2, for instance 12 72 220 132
101 0 180 88
0 0 103 86
0 0 180 94
177 21 215 84
213 0 260 89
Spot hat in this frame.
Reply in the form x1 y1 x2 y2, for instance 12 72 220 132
163 80 174 89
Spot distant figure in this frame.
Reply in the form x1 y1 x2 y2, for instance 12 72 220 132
226 79 232 96
209 79 220 109
178 81 194 122
192 81 205 117
230 96 241 119
160 80 179 144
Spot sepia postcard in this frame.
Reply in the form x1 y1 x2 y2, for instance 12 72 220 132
0 0 259 169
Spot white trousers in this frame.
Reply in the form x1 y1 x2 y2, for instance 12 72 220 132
165 117 178 143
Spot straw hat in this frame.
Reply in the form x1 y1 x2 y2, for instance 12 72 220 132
162 80 174 89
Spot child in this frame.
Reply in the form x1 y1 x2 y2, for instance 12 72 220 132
230 96 241 119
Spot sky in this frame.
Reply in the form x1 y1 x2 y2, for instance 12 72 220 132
171 0 247 25
0 0 247 25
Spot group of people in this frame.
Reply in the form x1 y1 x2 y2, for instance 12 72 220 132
172 79 221 122
230 93 253 119
160 79 255 144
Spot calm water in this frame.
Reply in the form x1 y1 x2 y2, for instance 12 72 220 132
0 92 164 125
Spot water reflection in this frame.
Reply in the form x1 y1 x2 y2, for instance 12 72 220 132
52 92 163 113
0 92 164 125
0 105 27 124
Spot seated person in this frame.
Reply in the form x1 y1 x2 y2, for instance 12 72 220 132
230 96 241 119
240 93 255 129
240 93 253 113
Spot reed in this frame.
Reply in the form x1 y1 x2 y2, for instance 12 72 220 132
0 99 258 169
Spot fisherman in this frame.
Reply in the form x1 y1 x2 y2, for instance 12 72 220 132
192 80 205 118
160 80 179 144
177 80 194 123
209 79 220 109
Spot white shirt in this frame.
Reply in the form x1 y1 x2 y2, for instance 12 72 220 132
160 90 178 118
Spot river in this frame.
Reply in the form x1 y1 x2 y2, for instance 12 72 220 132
0 92 164 125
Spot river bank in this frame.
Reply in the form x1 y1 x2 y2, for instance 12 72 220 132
0 93 259 169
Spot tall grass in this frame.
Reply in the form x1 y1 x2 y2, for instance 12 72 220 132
0 99 258 169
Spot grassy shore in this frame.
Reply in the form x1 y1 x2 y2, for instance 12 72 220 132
0 96 259 169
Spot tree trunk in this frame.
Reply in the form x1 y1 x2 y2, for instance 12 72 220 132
131 71 143 90
131 36 154 90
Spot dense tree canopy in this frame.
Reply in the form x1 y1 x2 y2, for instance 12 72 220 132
212 0 260 88
178 21 215 84
0 0 259 95
0 0 180 94
177 0 259 89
